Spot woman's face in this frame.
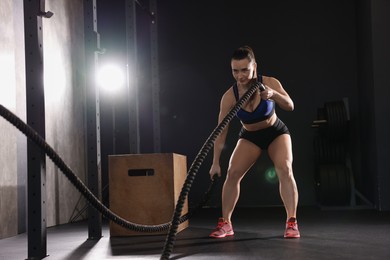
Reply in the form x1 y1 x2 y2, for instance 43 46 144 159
231 58 256 86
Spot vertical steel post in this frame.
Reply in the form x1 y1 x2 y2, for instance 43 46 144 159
23 0 49 258
150 0 161 153
84 0 102 239
126 0 140 153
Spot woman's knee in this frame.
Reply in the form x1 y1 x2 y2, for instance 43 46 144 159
226 167 245 183
275 161 294 181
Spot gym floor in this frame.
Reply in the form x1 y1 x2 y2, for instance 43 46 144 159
1 207 389 260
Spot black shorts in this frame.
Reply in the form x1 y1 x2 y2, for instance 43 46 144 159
238 118 290 150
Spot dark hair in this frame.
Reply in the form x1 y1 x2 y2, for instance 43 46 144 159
231 46 256 62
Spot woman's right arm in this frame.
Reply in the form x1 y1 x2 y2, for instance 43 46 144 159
209 89 234 179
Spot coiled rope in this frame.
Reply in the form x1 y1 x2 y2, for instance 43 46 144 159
161 81 263 259
0 105 217 233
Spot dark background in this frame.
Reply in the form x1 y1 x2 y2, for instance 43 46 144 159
97 0 390 210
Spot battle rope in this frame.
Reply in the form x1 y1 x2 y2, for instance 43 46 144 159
161 81 264 259
0 104 218 233
0 80 264 258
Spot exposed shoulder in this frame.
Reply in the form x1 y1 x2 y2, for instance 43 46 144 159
263 75 291 101
222 86 234 98
220 86 236 108
262 75 282 89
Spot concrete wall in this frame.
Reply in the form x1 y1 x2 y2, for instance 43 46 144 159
43 0 87 227
0 0 87 239
0 0 19 239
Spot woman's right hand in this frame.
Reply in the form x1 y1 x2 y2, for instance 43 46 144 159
209 164 221 180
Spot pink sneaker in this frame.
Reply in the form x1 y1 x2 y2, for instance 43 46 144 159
284 217 300 238
209 217 234 238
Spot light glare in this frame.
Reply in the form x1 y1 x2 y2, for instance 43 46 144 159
0 54 16 109
97 64 125 92
265 167 278 184
44 50 66 104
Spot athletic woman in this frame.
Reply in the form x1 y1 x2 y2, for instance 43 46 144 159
209 46 300 239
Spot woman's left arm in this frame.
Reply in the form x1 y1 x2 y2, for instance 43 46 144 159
261 77 294 111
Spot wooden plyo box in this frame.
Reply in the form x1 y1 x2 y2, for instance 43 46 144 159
109 153 188 236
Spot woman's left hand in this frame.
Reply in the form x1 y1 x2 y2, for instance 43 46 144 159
260 85 274 100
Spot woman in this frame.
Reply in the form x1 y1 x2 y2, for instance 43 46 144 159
209 46 300 239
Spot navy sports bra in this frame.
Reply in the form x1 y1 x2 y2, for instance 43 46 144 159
233 76 275 124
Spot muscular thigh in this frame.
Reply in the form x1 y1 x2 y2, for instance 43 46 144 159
268 134 293 167
228 139 262 179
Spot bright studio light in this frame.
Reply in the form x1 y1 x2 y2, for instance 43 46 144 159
96 63 125 92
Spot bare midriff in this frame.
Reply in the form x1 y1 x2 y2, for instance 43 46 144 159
242 113 277 131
